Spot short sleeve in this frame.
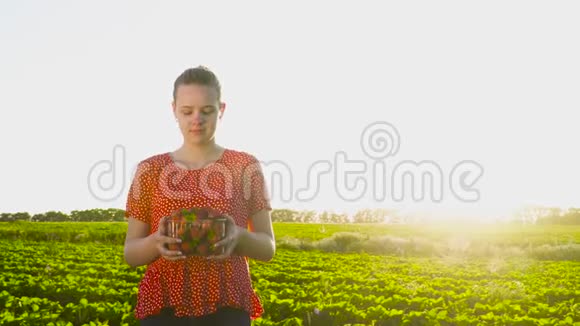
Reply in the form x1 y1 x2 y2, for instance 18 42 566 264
125 161 155 224
242 157 272 217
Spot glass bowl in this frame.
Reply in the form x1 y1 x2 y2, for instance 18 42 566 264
165 207 227 256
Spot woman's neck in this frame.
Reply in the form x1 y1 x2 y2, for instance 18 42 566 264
175 141 224 162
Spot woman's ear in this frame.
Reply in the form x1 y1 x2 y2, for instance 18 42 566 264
218 102 226 120
172 101 178 120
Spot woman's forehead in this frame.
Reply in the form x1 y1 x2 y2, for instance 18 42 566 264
175 84 219 104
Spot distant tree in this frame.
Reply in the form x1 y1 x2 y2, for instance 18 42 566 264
46 211 70 222
70 210 93 222
370 208 395 223
295 210 316 223
271 209 298 222
515 205 551 224
350 208 400 223
107 208 126 221
330 212 350 224
30 213 44 222
561 208 580 224
30 211 69 222
13 212 31 221
353 209 371 223
0 212 31 222
302 212 314 223
517 206 580 225
547 207 563 218
318 211 330 223
68 208 126 222
329 212 339 224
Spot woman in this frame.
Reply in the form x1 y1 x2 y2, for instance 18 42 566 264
123 66 276 326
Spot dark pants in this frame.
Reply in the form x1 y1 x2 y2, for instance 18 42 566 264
139 307 251 326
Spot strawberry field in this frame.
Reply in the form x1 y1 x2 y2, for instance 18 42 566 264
0 222 579 325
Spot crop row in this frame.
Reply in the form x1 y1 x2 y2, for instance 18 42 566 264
1 239 579 325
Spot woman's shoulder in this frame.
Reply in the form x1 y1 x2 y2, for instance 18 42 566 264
138 152 170 165
223 148 265 170
133 153 171 174
224 148 260 162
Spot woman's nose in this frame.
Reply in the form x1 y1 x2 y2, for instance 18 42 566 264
191 111 205 123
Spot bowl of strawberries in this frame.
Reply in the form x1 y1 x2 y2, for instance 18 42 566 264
164 207 227 256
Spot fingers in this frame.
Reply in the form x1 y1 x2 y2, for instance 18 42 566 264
160 246 185 259
208 244 235 260
158 235 181 244
214 222 239 247
208 235 235 260
212 235 231 249
158 243 186 260
209 222 240 260
158 216 168 234
155 231 185 260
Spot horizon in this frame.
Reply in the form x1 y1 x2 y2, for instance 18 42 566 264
3 204 577 224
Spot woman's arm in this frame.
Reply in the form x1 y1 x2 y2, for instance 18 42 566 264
123 218 159 267
123 217 184 267
234 210 276 262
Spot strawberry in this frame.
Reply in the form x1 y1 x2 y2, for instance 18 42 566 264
197 243 209 256
181 242 192 254
198 221 210 239
190 224 202 239
176 226 186 237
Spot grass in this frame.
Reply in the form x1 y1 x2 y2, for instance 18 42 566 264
1 221 579 260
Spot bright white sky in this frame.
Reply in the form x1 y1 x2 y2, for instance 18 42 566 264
1 1 578 220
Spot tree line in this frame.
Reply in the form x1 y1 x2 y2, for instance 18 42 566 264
515 206 580 225
0 209 126 222
1 206 579 224
0 208 398 223
270 208 402 223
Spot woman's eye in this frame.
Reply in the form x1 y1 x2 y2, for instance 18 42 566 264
181 108 214 116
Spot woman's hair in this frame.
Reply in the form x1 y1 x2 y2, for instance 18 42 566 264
173 65 222 102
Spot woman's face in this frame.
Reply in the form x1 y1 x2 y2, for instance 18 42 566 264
172 84 225 145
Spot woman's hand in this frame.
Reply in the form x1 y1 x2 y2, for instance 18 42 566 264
154 216 186 261
209 214 244 260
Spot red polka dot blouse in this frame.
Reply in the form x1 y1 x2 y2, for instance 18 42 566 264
124 148 272 320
